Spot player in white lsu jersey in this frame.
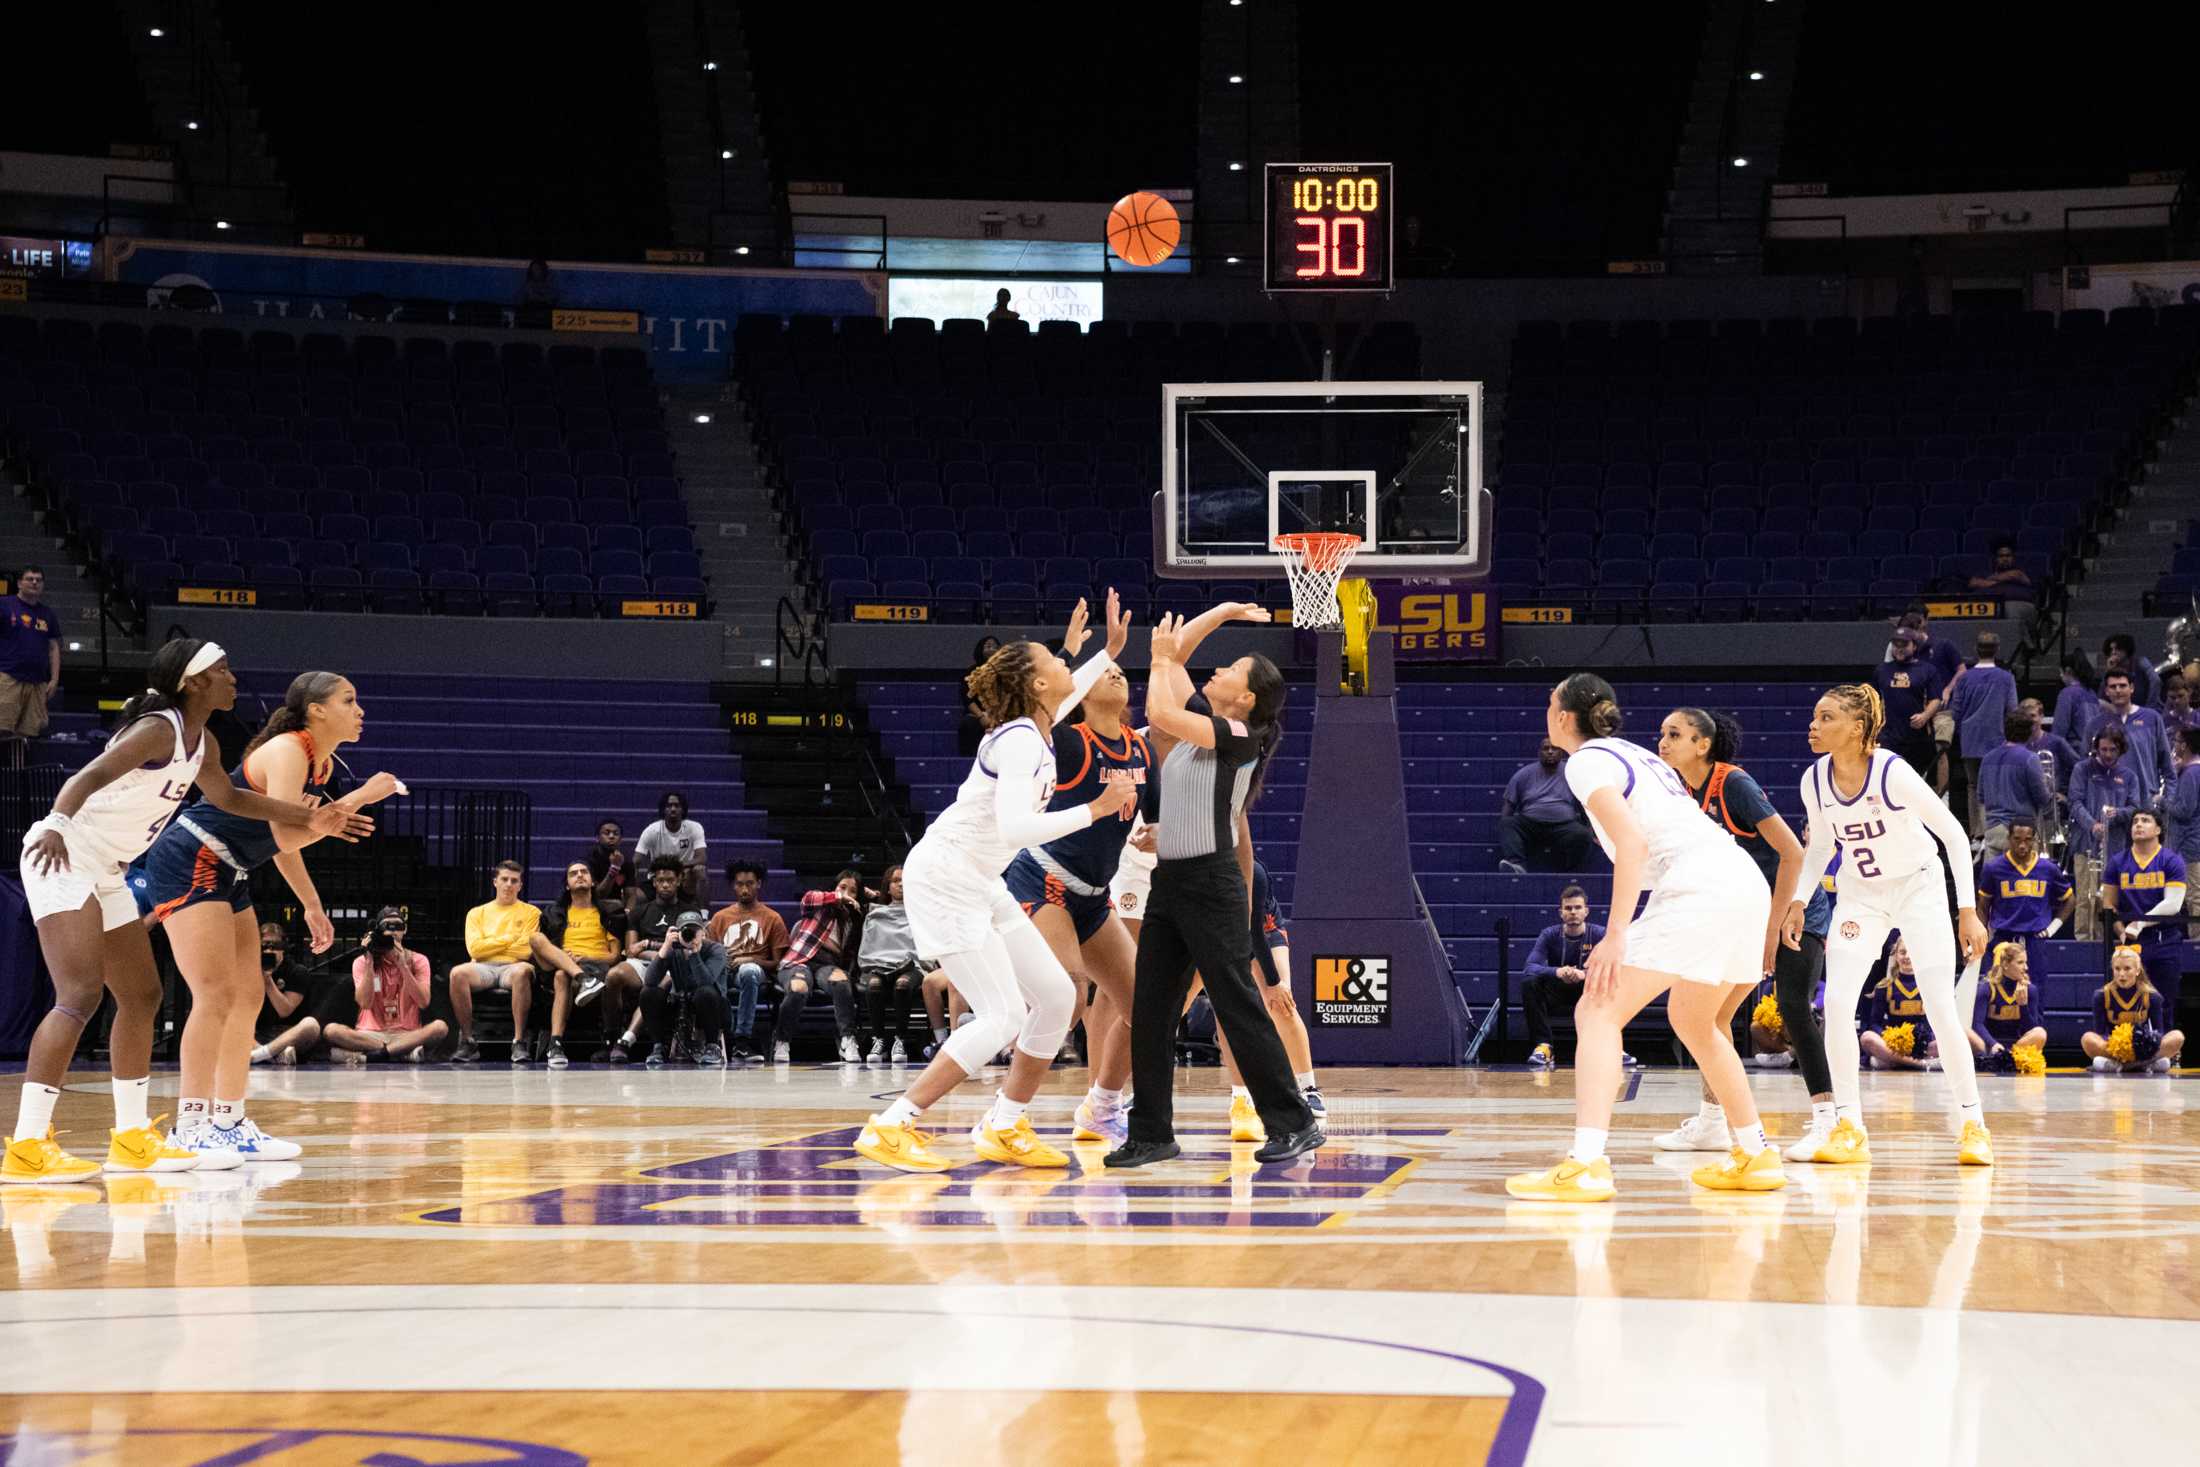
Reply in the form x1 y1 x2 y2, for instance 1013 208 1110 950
1785 682 1994 1167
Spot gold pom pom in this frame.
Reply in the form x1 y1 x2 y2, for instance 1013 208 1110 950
1752 992 1785 1041
1884 1022 1916 1058
2011 1042 2046 1076
2108 1022 2136 1066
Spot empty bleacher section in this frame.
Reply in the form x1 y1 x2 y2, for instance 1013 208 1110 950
737 314 1421 622
869 674 2124 1052
0 311 705 619
1494 308 2200 620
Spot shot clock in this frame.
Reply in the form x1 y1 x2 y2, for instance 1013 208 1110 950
1263 162 1394 293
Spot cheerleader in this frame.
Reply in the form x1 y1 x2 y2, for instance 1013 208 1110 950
1507 674 1784 1202
145 671 403 1164
2083 945 2186 1072
1968 940 2047 1066
854 593 1135 1172
4 640 369 1185
1857 937 1938 1070
1786 684 1993 1166
1651 708 1824 1158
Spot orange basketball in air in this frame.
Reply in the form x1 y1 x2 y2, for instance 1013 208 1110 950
1107 191 1181 267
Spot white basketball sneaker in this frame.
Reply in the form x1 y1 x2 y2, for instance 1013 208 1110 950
224 1118 303 1162
1785 1125 1833 1163
172 1121 244 1171
1653 1111 1733 1152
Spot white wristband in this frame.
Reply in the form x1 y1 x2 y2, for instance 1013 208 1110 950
23 812 72 846
2044 919 2064 938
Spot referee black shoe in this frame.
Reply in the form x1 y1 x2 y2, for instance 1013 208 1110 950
1254 1124 1325 1164
1102 1138 1181 1168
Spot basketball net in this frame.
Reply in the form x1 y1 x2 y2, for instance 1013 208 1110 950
1274 532 1361 632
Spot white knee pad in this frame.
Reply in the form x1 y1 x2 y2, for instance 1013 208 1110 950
942 1012 1020 1074
1000 919 1077 1059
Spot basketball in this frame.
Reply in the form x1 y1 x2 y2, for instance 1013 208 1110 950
1107 190 1181 267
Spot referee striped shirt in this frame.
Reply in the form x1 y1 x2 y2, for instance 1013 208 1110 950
1156 714 1263 860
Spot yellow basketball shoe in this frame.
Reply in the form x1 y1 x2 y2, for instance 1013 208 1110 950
1956 1120 1995 1166
2 1131 101 1185
971 1116 1069 1169
1505 1156 1616 1203
1229 1094 1267 1144
105 1116 201 1174
1692 1146 1788 1192
854 1116 952 1173
1810 1117 1873 1165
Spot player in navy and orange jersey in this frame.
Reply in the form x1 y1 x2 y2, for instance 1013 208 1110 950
1001 656 1149 1146
2082 944 2186 1071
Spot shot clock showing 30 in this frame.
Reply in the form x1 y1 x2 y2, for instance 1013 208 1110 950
1265 162 1394 293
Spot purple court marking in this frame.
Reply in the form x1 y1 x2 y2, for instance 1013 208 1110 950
0 1425 584 1466
0 1304 1545 1467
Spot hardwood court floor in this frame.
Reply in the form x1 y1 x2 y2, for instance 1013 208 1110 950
1 1062 2195 1465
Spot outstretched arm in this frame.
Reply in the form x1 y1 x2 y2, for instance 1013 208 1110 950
198 759 374 840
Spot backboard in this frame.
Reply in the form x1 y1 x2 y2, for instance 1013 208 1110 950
1155 381 1488 579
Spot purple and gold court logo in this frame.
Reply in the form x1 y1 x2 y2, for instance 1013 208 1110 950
1313 955 1391 1026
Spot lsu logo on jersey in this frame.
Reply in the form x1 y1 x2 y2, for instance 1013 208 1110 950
1313 956 1391 1026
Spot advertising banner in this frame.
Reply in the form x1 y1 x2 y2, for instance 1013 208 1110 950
1371 581 1499 662
2062 260 2200 312
887 276 1102 329
106 239 884 381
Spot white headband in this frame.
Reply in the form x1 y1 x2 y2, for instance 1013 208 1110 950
183 642 227 679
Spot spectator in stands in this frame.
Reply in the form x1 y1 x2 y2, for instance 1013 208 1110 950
247 922 322 1066
2053 652 2100 756
1951 631 2019 835
519 258 559 307
774 869 872 1063
0 565 61 770
2071 726 2139 938
605 857 689 1061
2022 696 2079 792
1873 627 1946 777
584 818 633 911
958 635 1003 758
854 864 926 1063
2100 633 2160 709
2163 677 2197 733
986 289 1021 327
325 908 449 1063
449 860 540 1064
2098 668 2172 798
2163 728 2200 893
1520 886 1604 1068
1976 820 2071 985
703 858 785 1061
635 792 709 905
637 909 730 1067
1978 711 2054 853
1966 541 2034 604
530 861 639 1068
1497 740 1592 875
1890 608 1963 790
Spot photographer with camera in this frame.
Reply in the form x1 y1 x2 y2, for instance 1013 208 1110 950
637 909 732 1066
247 921 325 1066
324 907 449 1062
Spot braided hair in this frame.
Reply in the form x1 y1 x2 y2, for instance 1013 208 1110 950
1823 683 1884 760
1555 673 1623 740
965 641 1047 730
1671 707 1744 765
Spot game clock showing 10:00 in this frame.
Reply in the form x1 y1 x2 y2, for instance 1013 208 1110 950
1264 162 1393 293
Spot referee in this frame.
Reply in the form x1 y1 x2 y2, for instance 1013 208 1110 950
1105 604 1324 1168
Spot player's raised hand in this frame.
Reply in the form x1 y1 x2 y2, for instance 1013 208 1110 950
1103 586 1133 658
1062 596 1093 656
1149 612 1184 664
1226 601 1273 624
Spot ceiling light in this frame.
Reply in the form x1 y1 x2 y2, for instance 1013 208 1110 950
149 27 164 37
1748 70 1764 80
702 60 718 71
214 219 231 230
693 412 713 424
720 148 734 159
1732 157 1749 168
1228 161 1244 171
735 245 751 255
185 120 200 130
1229 74 1244 83
1226 255 1240 264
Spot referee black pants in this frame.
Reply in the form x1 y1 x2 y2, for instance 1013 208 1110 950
1127 854 1315 1144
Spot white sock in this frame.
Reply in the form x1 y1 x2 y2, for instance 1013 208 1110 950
1811 1101 1836 1134
1834 1103 1862 1127
1698 1100 1725 1124
1958 1101 1984 1128
932 1025 950 1042
986 1092 1029 1130
1735 1121 1768 1155
212 1098 243 1132
1295 1070 1318 1090
1569 1126 1607 1163
249 1045 272 1064
880 1096 923 1128
1090 1085 1124 1107
177 1096 210 1130
12 1082 60 1141
112 1076 150 1132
